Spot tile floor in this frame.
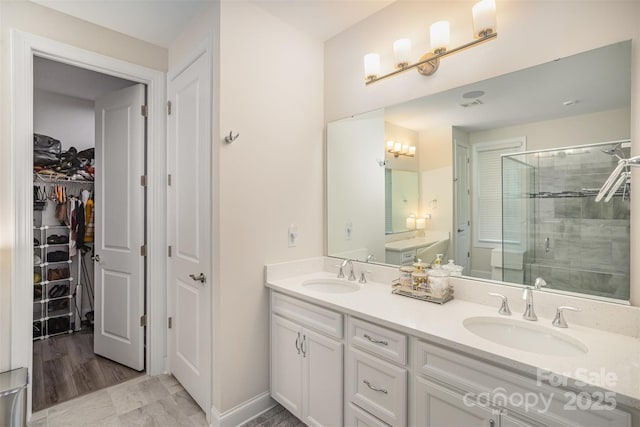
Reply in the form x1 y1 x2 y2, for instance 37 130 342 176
29 374 207 427
28 374 300 427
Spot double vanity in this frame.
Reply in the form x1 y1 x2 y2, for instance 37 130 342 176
266 257 640 427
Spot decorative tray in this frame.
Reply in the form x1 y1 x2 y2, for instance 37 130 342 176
391 283 454 304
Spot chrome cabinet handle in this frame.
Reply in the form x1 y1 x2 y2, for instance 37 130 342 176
295 332 301 354
301 335 307 357
488 419 495 427
363 379 388 394
189 273 206 283
364 334 388 346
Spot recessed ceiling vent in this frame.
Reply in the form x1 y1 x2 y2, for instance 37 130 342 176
460 99 484 108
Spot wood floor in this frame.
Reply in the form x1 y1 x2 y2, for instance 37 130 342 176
32 329 143 412
241 404 304 427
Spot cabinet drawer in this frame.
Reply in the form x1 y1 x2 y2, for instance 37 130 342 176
346 402 390 427
401 250 415 263
415 340 631 427
347 348 407 426
349 317 407 365
271 292 343 339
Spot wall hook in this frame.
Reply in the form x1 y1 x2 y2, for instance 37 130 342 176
224 131 239 144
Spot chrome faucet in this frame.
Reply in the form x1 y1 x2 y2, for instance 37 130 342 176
552 306 580 328
523 277 547 321
338 259 357 281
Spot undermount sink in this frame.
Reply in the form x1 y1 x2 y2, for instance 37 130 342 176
302 278 361 293
463 316 588 357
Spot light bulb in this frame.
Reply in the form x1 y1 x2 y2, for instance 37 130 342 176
393 38 411 69
430 21 450 53
472 0 496 38
364 53 380 81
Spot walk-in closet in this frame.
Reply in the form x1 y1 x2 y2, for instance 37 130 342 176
31 57 146 411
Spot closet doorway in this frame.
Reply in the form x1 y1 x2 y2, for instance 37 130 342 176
31 57 147 411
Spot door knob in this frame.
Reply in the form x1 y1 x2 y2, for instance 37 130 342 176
189 273 206 284
94 254 101 262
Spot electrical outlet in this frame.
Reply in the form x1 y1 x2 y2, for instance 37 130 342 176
288 224 298 247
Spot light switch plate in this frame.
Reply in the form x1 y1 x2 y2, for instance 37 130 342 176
288 224 298 247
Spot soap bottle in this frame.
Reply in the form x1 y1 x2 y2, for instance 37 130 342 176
433 254 443 267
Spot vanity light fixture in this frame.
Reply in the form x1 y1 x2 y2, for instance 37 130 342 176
406 214 416 229
363 0 497 85
387 140 416 157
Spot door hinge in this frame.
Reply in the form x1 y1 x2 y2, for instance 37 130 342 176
141 245 148 257
141 105 148 117
168 174 172 186
167 101 172 115
168 246 172 257
140 314 147 327
168 317 173 329
140 175 148 187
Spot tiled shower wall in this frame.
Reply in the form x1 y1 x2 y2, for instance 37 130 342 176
524 147 630 300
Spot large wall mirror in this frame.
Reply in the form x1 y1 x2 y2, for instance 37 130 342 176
327 40 631 302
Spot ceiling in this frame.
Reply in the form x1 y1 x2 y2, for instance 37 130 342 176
385 40 631 133
34 56 137 100
29 0 393 46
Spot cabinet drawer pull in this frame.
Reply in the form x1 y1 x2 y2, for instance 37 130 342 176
363 334 388 346
363 379 388 394
301 335 307 357
295 332 301 354
488 419 495 427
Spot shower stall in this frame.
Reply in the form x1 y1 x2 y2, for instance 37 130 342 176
501 140 630 300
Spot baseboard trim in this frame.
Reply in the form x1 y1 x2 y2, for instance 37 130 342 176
210 392 276 427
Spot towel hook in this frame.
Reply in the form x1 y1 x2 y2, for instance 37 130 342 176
224 131 239 144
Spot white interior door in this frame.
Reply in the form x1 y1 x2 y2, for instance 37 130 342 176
94 83 146 371
454 140 471 274
167 49 212 414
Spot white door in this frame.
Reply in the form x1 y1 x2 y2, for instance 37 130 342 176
167 49 212 414
271 315 303 417
303 328 343 427
94 84 146 371
415 377 499 427
454 140 471 275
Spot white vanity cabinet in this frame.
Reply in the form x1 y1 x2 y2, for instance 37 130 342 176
385 248 416 266
346 317 408 426
270 292 344 427
413 339 632 427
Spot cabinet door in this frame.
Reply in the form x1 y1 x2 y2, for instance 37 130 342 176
302 328 343 427
415 377 498 427
271 315 303 417
501 413 541 427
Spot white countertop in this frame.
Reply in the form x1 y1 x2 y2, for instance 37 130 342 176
265 270 640 410
384 237 439 251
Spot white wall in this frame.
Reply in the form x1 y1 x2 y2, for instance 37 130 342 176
325 0 640 304
218 2 324 411
34 89 95 151
0 0 167 373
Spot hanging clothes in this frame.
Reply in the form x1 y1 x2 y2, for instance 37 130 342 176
84 197 94 243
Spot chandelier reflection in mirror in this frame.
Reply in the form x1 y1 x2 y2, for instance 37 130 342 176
364 0 497 85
